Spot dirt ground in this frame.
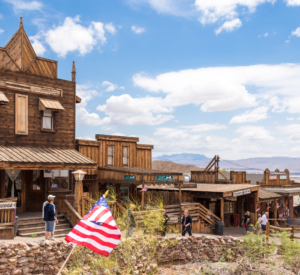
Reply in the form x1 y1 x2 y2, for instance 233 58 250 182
158 259 299 275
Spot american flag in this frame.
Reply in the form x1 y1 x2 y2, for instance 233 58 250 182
140 187 148 192
65 195 121 257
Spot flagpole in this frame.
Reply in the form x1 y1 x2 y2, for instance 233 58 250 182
57 245 76 275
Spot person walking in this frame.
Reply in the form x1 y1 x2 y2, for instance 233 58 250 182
256 214 262 234
43 195 58 240
244 211 251 233
182 210 192 236
162 210 169 236
261 212 269 233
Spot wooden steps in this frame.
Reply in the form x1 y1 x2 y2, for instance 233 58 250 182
17 214 72 238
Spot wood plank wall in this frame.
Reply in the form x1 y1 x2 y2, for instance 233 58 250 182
0 69 76 148
191 171 218 183
98 140 137 167
230 171 247 184
76 141 99 175
136 149 152 169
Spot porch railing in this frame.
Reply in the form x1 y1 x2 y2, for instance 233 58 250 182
0 198 17 239
61 200 81 227
266 222 300 240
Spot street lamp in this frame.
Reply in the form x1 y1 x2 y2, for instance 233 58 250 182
72 169 87 217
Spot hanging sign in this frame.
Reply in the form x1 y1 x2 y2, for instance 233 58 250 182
232 189 251 197
124 175 136 181
156 175 173 181
0 202 17 209
269 175 277 180
280 175 287 180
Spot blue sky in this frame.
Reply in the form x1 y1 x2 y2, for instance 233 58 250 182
1 0 300 159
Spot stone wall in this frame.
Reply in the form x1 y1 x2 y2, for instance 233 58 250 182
157 235 244 265
0 240 72 275
0 236 244 275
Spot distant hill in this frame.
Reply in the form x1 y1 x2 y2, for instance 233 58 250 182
152 160 204 174
153 154 300 172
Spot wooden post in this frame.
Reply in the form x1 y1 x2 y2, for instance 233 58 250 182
179 184 182 223
141 183 145 209
284 196 287 228
220 198 224 222
0 170 5 199
58 245 76 275
253 191 258 223
274 199 278 226
267 201 270 216
266 222 270 243
72 61 76 82
291 225 294 241
116 184 120 203
74 180 83 216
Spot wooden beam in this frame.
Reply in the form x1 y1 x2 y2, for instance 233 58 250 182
204 156 216 172
74 180 83 217
253 191 258 224
141 183 145 209
274 199 278 226
218 171 229 181
0 170 5 199
220 198 224 222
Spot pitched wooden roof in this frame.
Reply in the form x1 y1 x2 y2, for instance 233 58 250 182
0 17 57 78
259 188 281 201
0 146 97 170
0 92 9 104
39 98 64 112
99 166 182 175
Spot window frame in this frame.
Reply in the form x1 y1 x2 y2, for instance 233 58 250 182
107 145 114 166
41 110 55 132
122 146 130 166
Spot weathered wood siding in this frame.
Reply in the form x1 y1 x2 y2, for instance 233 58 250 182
191 171 218 183
136 149 152 169
230 171 247 184
0 70 76 148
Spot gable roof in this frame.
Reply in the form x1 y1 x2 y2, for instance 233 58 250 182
0 17 57 79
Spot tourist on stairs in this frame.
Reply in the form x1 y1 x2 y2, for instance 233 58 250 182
43 195 58 240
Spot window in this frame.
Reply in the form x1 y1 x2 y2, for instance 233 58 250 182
123 147 129 166
224 201 236 214
107 146 114 166
42 110 53 130
15 94 28 135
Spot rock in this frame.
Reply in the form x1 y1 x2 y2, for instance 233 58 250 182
22 266 30 274
11 269 22 275
0 265 7 270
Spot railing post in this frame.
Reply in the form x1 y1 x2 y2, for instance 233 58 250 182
266 222 270 243
284 218 287 228
291 225 294 241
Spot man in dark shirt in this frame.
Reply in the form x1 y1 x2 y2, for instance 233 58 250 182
182 210 192 236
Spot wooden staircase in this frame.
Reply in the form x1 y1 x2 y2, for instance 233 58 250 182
17 214 72 238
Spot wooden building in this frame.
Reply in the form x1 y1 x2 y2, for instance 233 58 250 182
76 135 183 206
0 18 97 237
257 168 300 220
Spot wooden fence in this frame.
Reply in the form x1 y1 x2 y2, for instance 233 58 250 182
266 222 300 240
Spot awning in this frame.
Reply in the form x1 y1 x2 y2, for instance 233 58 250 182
0 146 97 170
76 95 82 103
259 188 281 202
0 92 9 105
264 187 300 196
39 98 64 112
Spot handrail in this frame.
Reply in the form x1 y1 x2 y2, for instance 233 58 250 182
62 199 81 227
116 201 126 212
266 222 295 240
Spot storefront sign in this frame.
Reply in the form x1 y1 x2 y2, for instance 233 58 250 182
269 175 277 180
280 175 287 180
156 175 173 181
124 175 136 181
0 202 16 209
232 189 251 197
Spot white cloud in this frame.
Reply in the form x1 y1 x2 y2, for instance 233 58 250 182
286 40 290 43
292 27 300 37
96 94 174 126
195 0 275 25
102 81 118 92
133 64 300 113
76 84 103 127
285 0 300 6
236 126 274 141
4 0 42 11
230 107 269 124
104 23 117 35
215 18 242 34
33 16 108 57
180 123 227 132
0 29 4 35
119 86 125 90
131 26 145 34
264 32 269 37
286 117 294 121
29 33 46 55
